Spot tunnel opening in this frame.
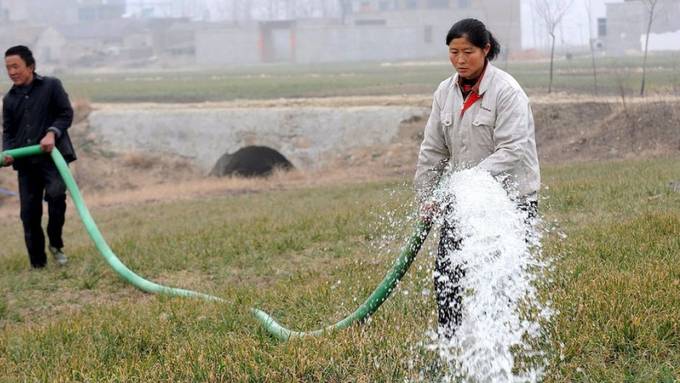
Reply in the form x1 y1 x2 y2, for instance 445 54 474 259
209 145 294 177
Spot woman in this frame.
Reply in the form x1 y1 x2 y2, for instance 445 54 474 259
414 19 540 339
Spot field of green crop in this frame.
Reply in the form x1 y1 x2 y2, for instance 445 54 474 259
0 156 678 382
1 54 678 103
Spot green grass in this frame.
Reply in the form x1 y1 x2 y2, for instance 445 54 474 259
1 54 678 103
0 157 679 381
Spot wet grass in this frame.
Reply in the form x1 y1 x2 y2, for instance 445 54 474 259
0 156 679 381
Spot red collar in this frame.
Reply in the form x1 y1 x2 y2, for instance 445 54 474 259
461 92 481 117
458 64 487 117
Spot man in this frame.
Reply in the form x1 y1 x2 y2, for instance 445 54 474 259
1 45 76 268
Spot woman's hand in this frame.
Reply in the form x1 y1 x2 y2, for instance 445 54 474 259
420 200 440 224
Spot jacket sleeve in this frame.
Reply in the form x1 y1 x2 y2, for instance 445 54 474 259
414 92 449 203
477 87 532 178
2 98 12 151
48 78 74 138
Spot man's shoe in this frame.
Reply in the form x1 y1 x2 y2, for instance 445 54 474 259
48 246 68 266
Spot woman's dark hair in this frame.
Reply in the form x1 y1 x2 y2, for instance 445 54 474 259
5 45 36 70
445 18 501 61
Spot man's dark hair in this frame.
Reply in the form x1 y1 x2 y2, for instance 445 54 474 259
5 45 36 70
446 18 501 61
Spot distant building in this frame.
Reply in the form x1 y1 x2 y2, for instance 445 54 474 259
197 0 521 65
602 0 680 55
0 24 68 68
125 0 346 22
0 0 151 69
0 0 125 25
348 0 521 58
1 0 522 68
77 0 127 23
56 19 153 67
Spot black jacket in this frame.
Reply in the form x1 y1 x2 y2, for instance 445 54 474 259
2 74 76 169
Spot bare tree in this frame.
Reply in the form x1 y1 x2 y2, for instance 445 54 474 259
673 51 680 96
615 70 629 117
640 0 659 97
584 0 598 95
534 0 574 94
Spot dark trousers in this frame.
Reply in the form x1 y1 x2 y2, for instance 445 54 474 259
17 160 67 268
435 200 538 339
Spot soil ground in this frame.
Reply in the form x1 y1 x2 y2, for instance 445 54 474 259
1 95 679 215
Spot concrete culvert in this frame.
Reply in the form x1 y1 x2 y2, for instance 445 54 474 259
209 146 294 177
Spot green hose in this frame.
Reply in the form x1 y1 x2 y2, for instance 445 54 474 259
251 221 431 340
1 145 43 164
2 146 433 339
1 145 224 302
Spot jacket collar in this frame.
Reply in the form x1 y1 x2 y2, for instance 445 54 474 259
443 62 498 114
452 62 496 96
478 63 496 95
9 73 43 94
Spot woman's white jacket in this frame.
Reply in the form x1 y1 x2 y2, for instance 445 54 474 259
414 63 540 202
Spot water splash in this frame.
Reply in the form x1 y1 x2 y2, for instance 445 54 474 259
423 168 554 382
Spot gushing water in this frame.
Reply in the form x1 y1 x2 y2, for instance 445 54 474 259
423 168 553 382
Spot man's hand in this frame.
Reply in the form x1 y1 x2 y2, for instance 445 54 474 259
40 131 56 153
1 155 13 167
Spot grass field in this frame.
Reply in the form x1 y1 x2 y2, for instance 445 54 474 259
0 156 678 381
1 54 678 103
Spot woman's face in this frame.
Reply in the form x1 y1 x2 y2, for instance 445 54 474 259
448 35 490 80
